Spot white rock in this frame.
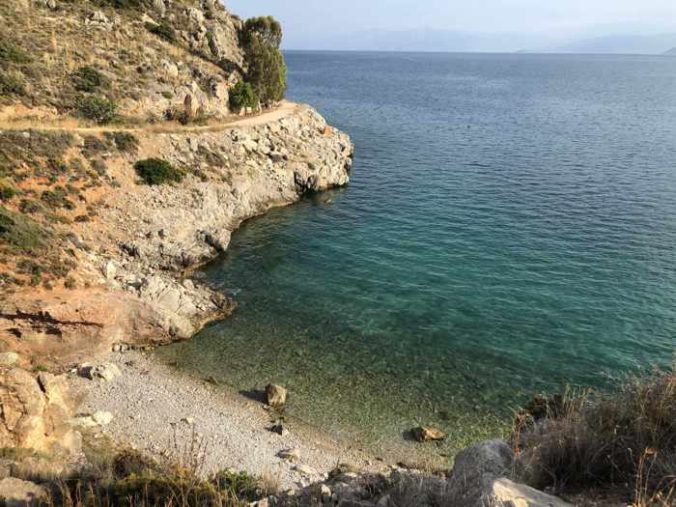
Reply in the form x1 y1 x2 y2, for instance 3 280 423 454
78 363 121 382
0 352 20 367
93 411 114 426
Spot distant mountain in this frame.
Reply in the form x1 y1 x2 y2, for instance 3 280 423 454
543 33 676 55
665 47 676 55
284 29 560 53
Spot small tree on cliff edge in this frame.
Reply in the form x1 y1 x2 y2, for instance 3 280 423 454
240 16 287 107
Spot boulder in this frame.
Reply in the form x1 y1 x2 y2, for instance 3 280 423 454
77 363 121 382
490 478 573 507
0 478 47 506
0 369 79 455
412 426 446 442
265 384 287 408
445 440 514 506
92 411 114 426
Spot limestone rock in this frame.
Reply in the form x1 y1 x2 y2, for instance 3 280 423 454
0 477 47 506
77 363 121 382
445 440 514 507
0 369 79 455
490 478 573 507
412 426 446 442
0 352 20 367
266 384 287 408
92 411 114 426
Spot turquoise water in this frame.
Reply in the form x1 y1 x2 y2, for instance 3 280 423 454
159 52 676 459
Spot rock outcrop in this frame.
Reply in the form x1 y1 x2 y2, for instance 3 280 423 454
0 368 80 456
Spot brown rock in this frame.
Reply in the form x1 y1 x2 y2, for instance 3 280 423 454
266 384 287 408
0 368 80 455
412 426 446 442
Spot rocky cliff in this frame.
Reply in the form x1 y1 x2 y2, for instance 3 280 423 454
0 0 353 457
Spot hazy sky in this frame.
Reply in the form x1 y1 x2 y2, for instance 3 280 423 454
227 0 676 51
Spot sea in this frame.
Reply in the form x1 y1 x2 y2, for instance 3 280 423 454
157 51 676 459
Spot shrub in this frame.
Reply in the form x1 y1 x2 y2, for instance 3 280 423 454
0 185 16 201
228 81 257 112
133 158 183 185
106 131 139 153
96 0 145 8
0 39 30 65
0 205 48 253
513 370 675 502
145 22 177 43
211 470 260 502
72 66 108 92
0 71 26 96
240 16 287 107
76 95 117 124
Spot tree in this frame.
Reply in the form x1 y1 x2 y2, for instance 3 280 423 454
240 16 287 107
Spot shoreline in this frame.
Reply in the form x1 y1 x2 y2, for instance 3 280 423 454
74 351 388 490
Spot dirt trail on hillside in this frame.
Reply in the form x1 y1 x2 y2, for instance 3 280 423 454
0 101 302 134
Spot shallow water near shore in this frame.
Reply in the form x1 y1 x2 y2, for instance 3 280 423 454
158 52 676 459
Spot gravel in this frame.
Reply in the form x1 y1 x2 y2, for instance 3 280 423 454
75 351 383 490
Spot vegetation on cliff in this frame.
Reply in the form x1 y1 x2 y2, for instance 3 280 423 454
240 16 287 107
513 370 675 505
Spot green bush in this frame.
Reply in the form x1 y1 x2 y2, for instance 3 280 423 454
0 185 16 201
76 95 117 124
106 132 139 153
228 81 257 112
0 72 26 96
240 16 287 107
0 39 30 65
72 66 108 92
145 22 177 43
0 205 48 254
133 158 183 185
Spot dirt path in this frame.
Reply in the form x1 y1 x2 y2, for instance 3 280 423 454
0 101 303 134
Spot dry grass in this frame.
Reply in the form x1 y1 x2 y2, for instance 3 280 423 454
511 369 675 505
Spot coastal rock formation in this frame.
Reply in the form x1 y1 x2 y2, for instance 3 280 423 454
0 368 80 455
445 440 572 507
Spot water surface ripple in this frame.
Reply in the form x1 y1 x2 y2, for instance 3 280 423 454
158 52 676 458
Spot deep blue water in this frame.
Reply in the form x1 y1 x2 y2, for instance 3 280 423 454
159 52 676 457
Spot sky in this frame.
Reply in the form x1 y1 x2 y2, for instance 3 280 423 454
226 0 676 52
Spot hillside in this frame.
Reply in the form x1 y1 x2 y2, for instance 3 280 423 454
0 0 353 471
0 0 243 121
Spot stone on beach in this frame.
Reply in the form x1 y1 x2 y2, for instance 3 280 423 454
266 384 288 408
412 426 446 442
77 363 121 382
278 448 301 462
